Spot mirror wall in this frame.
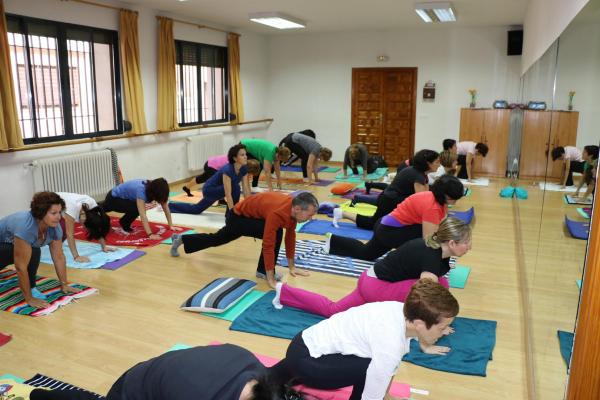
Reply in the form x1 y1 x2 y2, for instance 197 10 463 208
519 1 600 398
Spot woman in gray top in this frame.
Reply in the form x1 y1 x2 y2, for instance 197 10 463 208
343 144 381 180
280 132 332 184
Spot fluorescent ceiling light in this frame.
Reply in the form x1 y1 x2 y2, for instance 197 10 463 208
249 12 306 29
415 2 456 23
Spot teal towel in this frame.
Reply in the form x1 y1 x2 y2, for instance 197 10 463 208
499 187 515 198
448 265 471 289
515 187 528 199
336 167 388 182
557 330 574 371
403 317 497 376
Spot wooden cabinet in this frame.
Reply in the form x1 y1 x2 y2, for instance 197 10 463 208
459 108 510 177
520 111 579 179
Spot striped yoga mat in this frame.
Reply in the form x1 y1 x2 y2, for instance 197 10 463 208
0 269 98 317
24 374 103 398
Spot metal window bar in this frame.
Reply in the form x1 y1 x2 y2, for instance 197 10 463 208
89 35 100 133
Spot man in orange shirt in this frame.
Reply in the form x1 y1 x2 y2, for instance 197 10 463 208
170 192 318 288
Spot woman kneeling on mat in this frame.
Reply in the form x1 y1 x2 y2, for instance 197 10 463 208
31 344 305 400
328 174 464 261
103 177 173 240
273 217 470 318
343 143 381 180
0 192 82 309
57 192 112 263
269 279 458 400
169 144 258 215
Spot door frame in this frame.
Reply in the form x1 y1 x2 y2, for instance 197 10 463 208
351 67 417 162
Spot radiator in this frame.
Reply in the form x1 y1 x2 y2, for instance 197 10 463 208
186 132 224 171
31 149 116 202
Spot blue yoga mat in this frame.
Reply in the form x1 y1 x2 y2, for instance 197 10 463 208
448 207 475 225
565 216 589 240
40 241 136 269
402 317 497 376
335 167 388 182
280 165 326 173
297 219 373 240
557 330 574 371
230 291 326 339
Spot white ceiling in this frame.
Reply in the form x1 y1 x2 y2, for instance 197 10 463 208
123 0 529 34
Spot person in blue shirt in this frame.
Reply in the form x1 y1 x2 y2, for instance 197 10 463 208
169 144 254 215
103 178 173 240
0 192 82 309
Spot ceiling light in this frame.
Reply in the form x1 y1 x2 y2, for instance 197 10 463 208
249 12 306 29
415 2 456 23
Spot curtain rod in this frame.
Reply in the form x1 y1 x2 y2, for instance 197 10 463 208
60 0 136 13
158 16 239 36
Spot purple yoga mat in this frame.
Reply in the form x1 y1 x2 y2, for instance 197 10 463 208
101 250 146 270
341 189 379 201
280 165 326 173
312 179 334 187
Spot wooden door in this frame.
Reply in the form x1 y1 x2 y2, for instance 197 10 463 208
520 110 552 178
480 109 510 176
547 111 579 179
351 68 416 166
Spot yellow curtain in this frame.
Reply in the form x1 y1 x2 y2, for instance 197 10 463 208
227 33 244 123
119 9 147 134
0 0 23 150
157 17 178 131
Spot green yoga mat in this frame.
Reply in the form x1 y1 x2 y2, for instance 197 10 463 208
322 166 341 173
201 290 266 321
161 229 197 244
449 265 471 289
168 343 192 352
576 208 590 219
336 167 388 182
576 279 582 289
0 374 25 383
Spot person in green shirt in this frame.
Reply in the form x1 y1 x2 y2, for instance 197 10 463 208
240 138 290 191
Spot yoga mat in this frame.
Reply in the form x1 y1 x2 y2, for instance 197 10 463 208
564 194 593 205
0 332 11 347
167 342 410 399
169 190 220 206
448 207 475 225
0 374 24 383
447 266 471 289
464 187 472 197
146 207 226 229
101 250 145 271
557 330 574 371
162 229 197 244
576 279 582 289
297 219 373 240
74 217 187 247
322 166 341 173
40 241 137 269
0 269 98 317
539 182 580 192
340 200 377 216
459 178 490 186
312 179 335 187
565 216 589 240
403 317 497 377
24 374 103 398
201 290 266 321
278 240 469 289
280 165 326 173
335 167 388 182
576 207 592 219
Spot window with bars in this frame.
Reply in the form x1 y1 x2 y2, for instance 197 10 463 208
6 15 122 144
175 40 228 126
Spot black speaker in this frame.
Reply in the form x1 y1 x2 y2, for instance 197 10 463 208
507 30 523 56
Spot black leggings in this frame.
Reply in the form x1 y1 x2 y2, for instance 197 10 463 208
102 191 138 231
280 133 311 178
355 193 399 230
29 374 124 400
329 220 422 261
566 160 585 186
182 211 283 274
194 161 217 184
269 333 371 400
457 154 468 179
0 242 41 288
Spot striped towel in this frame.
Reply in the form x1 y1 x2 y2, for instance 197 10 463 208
24 374 104 398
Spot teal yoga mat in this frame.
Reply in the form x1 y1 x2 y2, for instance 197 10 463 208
201 290 266 321
576 279 582 289
161 229 197 244
448 265 471 289
335 167 388 182
322 166 341 173
0 374 25 383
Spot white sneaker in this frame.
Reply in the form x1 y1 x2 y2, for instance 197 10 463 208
332 208 342 228
324 232 332 253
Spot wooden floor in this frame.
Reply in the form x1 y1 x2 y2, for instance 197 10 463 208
1 170 588 400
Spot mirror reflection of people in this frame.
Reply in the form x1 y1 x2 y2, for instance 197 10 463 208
0 192 82 309
30 344 305 400
456 141 488 181
551 145 585 188
572 145 599 195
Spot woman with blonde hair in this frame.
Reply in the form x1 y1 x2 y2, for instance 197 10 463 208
273 217 471 318
343 143 381 180
428 150 458 184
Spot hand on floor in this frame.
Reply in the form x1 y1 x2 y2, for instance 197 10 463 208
27 297 50 309
61 284 82 294
289 268 310 277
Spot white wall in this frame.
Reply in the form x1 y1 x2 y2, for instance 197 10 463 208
0 0 269 215
264 27 522 158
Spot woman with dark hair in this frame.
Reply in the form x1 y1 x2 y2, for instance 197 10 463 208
241 138 290 191
279 132 332 184
269 280 458 400
103 177 173 240
328 175 464 261
169 144 253 215
456 141 488 180
182 155 260 197
336 149 440 230
57 192 112 263
575 145 599 198
30 344 306 400
0 192 82 309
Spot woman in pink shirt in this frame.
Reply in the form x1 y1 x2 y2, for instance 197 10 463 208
327 175 464 261
456 141 489 180
551 146 585 187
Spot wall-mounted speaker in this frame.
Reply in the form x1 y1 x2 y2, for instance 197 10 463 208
508 29 523 56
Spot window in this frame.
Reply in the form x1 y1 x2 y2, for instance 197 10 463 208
175 40 228 126
7 15 123 144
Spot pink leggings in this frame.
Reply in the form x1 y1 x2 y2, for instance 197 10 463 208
280 270 449 318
